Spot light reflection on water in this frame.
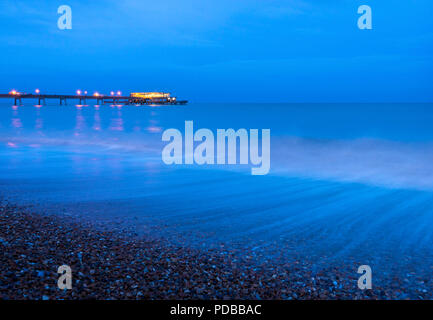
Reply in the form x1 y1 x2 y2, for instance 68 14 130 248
1 102 433 289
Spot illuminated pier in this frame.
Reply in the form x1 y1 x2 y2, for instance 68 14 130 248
0 91 187 106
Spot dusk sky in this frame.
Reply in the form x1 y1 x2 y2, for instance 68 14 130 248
1 0 432 102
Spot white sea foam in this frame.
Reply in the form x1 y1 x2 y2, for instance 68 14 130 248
271 137 433 191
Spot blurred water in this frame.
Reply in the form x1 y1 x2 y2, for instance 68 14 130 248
0 102 433 289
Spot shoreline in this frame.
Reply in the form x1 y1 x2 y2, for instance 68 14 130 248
0 200 414 300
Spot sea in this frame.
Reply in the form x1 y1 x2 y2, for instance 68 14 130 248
1 101 432 298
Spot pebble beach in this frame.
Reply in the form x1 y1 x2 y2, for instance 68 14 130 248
3 200 427 300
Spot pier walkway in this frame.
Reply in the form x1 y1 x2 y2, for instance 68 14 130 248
0 93 187 106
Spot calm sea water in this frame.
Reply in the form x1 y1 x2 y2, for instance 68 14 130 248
1 102 433 294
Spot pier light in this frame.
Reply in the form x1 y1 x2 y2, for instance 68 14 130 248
94 92 100 97
9 90 17 95
110 91 114 96
35 89 40 94
76 90 82 95
84 91 88 95
117 91 121 96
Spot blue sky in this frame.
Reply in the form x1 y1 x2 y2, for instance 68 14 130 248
0 0 432 102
